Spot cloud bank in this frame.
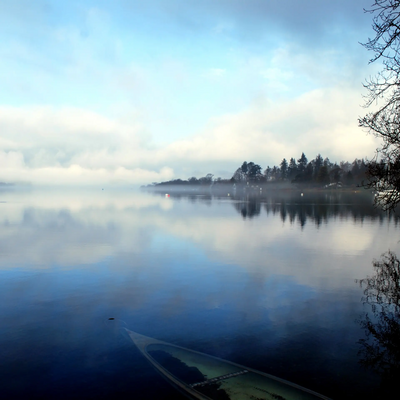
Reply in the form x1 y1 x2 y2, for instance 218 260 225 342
0 0 380 185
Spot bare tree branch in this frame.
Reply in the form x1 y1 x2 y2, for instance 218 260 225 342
361 1 400 210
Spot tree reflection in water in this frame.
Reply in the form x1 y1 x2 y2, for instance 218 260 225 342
233 197 261 219
357 251 400 390
150 190 400 225
227 191 399 225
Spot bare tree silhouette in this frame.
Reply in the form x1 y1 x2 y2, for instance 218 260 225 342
360 1 400 210
357 251 400 384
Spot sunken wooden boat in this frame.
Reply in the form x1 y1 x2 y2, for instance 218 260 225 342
125 329 331 400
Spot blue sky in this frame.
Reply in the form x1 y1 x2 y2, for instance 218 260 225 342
0 0 381 186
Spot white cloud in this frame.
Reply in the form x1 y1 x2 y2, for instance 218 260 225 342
0 0 379 183
0 150 25 169
0 83 379 186
154 86 379 173
0 106 175 185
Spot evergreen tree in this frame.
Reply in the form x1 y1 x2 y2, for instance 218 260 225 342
304 162 314 182
280 158 288 180
288 158 298 181
314 154 324 179
324 157 332 170
297 153 308 173
271 166 281 181
264 166 272 181
317 165 330 184
330 166 342 183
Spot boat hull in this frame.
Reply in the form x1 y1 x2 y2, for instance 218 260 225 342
126 329 331 400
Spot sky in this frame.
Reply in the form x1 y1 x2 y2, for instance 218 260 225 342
0 0 383 186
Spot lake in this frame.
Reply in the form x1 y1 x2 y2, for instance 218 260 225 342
0 188 399 399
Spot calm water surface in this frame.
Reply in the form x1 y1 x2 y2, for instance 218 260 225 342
0 188 399 399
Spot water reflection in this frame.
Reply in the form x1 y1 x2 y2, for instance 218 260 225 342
1 189 400 399
1 189 398 284
152 190 399 226
232 197 261 219
261 192 397 227
357 251 400 392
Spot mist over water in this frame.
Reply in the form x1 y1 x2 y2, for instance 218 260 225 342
0 188 398 399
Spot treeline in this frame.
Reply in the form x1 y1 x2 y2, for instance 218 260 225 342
148 173 216 187
233 153 368 186
145 152 368 188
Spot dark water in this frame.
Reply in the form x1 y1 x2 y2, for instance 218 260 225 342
0 188 399 399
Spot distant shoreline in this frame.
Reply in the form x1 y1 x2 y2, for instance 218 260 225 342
142 181 371 195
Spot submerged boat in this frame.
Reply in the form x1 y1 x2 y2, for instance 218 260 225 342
125 329 331 400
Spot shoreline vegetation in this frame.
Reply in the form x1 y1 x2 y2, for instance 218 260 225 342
142 153 370 195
